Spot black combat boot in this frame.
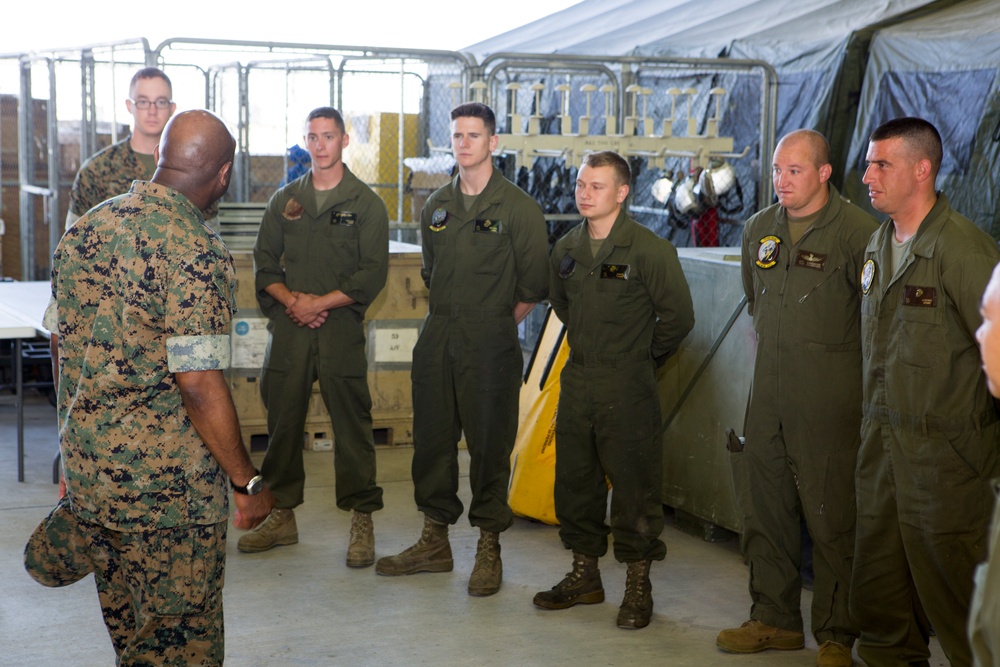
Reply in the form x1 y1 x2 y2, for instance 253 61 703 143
532 551 605 609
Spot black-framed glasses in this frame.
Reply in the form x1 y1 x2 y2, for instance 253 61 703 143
130 98 172 110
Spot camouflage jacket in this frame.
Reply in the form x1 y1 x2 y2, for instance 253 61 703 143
69 136 149 217
50 181 236 532
69 135 219 220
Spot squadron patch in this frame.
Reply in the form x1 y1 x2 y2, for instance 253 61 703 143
283 197 304 221
861 259 875 295
429 207 448 232
558 254 576 279
755 235 781 269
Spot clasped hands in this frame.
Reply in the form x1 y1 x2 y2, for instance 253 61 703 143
285 291 330 328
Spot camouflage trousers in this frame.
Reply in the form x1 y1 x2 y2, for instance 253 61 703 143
25 498 227 666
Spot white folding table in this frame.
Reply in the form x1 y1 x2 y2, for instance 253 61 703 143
0 281 52 481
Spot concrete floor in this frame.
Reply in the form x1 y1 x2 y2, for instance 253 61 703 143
1 392 947 666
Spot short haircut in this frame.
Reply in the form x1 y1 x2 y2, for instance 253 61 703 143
129 68 172 98
870 116 943 177
306 107 347 134
582 150 631 187
450 102 496 136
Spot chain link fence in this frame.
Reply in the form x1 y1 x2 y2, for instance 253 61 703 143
0 40 774 281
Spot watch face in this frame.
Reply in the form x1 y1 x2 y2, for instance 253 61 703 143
246 475 264 495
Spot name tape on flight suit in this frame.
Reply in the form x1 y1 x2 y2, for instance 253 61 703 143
795 250 826 271
600 263 630 280
902 285 936 307
474 219 503 234
330 211 358 226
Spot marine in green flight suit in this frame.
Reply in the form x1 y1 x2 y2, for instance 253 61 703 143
533 151 694 631
243 107 388 567
852 117 1000 667
717 130 875 666
376 103 549 598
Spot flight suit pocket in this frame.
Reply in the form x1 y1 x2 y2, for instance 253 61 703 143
596 277 632 322
280 219 309 264
902 430 989 534
817 450 858 535
326 221 360 242
895 304 942 368
861 295 878 359
471 232 511 275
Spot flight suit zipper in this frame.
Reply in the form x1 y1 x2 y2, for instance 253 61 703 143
799 266 843 303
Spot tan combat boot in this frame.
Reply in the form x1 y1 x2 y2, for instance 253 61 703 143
716 619 805 653
375 515 453 576
533 551 605 609
617 559 653 629
237 508 298 553
468 530 502 596
816 640 853 666
346 510 374 568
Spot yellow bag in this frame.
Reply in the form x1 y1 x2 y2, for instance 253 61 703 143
509 309 568 525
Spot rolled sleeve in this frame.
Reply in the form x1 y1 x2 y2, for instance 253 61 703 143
42 297 59 334
165 244 235 360
166 334 231 372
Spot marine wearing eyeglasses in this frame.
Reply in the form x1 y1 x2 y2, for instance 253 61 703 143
66 68 178 230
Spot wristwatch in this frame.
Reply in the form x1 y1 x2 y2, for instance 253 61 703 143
232 470 265 496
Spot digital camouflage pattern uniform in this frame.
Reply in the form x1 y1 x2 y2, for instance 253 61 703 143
68 136 219 225
27 180 236 666
854 193 1000 667
254 165 388 513
412 168 548 532
548 209 693 562
738 186 876 645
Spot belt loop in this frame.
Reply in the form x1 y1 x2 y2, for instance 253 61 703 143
920 415 928 436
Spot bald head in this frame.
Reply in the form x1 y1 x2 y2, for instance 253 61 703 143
153 110 236 210
776 129 830 169
771 129 833 216
976 263 1000 397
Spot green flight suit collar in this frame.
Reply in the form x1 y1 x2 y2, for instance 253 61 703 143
287 163 366 218
773 184 846 240
435 167 509 224
564 207 634 269
868 191 951 292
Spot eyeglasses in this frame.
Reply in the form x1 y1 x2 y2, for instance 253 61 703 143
129 98 172 110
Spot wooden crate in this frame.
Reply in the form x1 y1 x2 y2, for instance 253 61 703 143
227 245 426 449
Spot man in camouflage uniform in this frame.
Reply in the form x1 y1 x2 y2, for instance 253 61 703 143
65 68 218 230
25 110 274 666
